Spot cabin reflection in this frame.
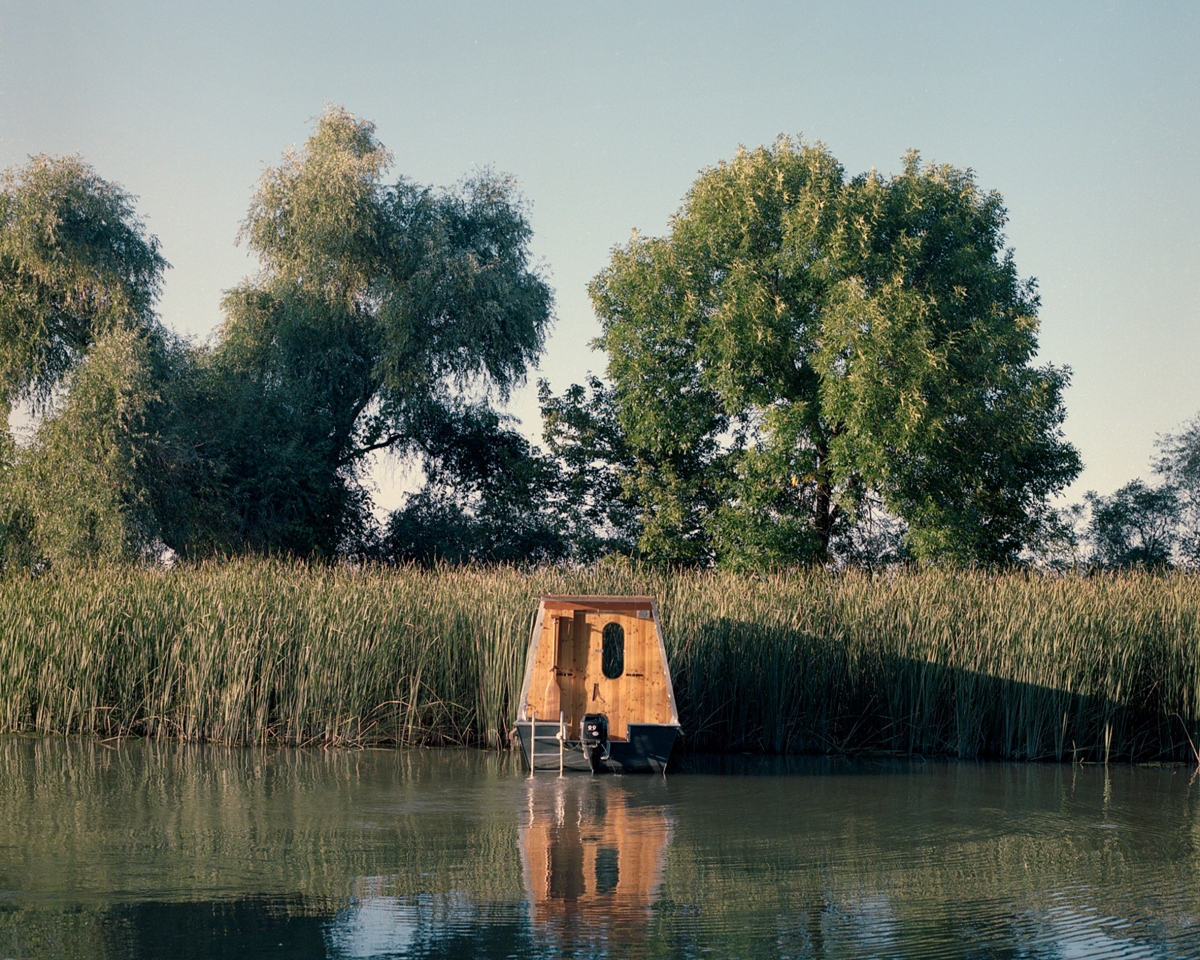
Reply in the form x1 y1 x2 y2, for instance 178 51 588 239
519 778 672 945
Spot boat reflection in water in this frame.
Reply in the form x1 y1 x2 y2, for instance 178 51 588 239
519 775 673 950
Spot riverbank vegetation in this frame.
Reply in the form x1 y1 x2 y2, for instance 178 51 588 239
2 561 1198 762
3 110 1199 762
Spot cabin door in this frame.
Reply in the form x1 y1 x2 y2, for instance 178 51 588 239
533 605 670 740
586 613 630 740
543 612 589 736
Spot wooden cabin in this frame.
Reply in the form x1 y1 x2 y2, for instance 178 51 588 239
515 595 681 773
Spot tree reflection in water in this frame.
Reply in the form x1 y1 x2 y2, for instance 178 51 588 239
3 741 1200 958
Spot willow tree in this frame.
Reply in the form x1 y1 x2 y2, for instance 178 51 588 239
192 107 554 555
0 154 177 566
0 154 167 406
588 139 1079 566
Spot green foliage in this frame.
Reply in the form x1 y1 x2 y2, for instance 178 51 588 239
0 110 554 566
587 139 1080 567
1073 412 1200 572
0 155 166 407
2 328 199 566
1156 414 1200 491
383 403 569 565
178 287 377 556
818 155 1080 563
537 374 639 560
0 122 1085 570
1086 480 1180 569
1154 414 1200 565
0 155 222 568
239 107 550 403
185 106 554 557
588 231 731 564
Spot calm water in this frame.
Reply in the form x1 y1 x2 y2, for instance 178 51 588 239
0 740 1197 959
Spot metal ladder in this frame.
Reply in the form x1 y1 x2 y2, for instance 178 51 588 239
526 708 566 778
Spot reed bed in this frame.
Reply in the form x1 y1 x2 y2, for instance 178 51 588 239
1 561 1198 761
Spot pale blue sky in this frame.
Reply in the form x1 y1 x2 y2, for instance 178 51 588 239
2 1 1196 509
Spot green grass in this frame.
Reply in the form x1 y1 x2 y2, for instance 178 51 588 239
2 560 1199 760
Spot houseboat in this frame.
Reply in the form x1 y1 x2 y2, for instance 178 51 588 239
514 595 681 774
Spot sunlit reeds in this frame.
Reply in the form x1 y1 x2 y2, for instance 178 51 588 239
1 561 1198 760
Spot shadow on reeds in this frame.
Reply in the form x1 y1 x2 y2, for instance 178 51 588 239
6 563 1200 761
674 617 1199 763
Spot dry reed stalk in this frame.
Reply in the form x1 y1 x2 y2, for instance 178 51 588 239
1 561 1197 760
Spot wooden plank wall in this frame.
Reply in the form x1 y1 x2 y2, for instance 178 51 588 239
525 606 674 739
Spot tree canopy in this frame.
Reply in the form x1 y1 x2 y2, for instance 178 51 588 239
583 138 1080 566
1077 414 1200 571
0 123 1090 571
0 155 166 408
178 106 555 557
0 108 557 567
0 155 178 568
175 105 554 554
1085 480 1178 569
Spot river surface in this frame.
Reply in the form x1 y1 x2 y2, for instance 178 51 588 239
0 739 1197 959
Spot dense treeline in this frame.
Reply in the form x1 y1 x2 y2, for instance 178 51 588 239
0 109 559 567
2 108 1198 762
2 562 1199 761
7 107 1151 572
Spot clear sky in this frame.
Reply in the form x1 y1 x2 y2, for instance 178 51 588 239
2 1 1197 511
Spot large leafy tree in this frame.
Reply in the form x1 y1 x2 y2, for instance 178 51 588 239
586 138 1079 566
6 327 193 564
1068 413 1200 572
1 111 556 565
0 155 166 407
383 402 569 566
186 107 554 556
1085 480 1179 569
1080 411 1200 571
1153 415 1200 565
538 374 639 561
0 155 179 566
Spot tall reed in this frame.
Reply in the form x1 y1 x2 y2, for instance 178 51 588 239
1 561 1198 760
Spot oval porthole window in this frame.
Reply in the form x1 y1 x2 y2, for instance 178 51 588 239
602 622 625 679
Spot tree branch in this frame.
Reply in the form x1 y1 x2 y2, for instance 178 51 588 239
336 433 406 467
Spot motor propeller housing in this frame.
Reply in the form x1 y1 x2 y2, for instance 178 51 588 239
581 713 610 773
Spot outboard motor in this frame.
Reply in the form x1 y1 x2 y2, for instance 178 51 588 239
581 713 610 773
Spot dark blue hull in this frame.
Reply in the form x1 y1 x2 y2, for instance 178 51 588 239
516 721 680 774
